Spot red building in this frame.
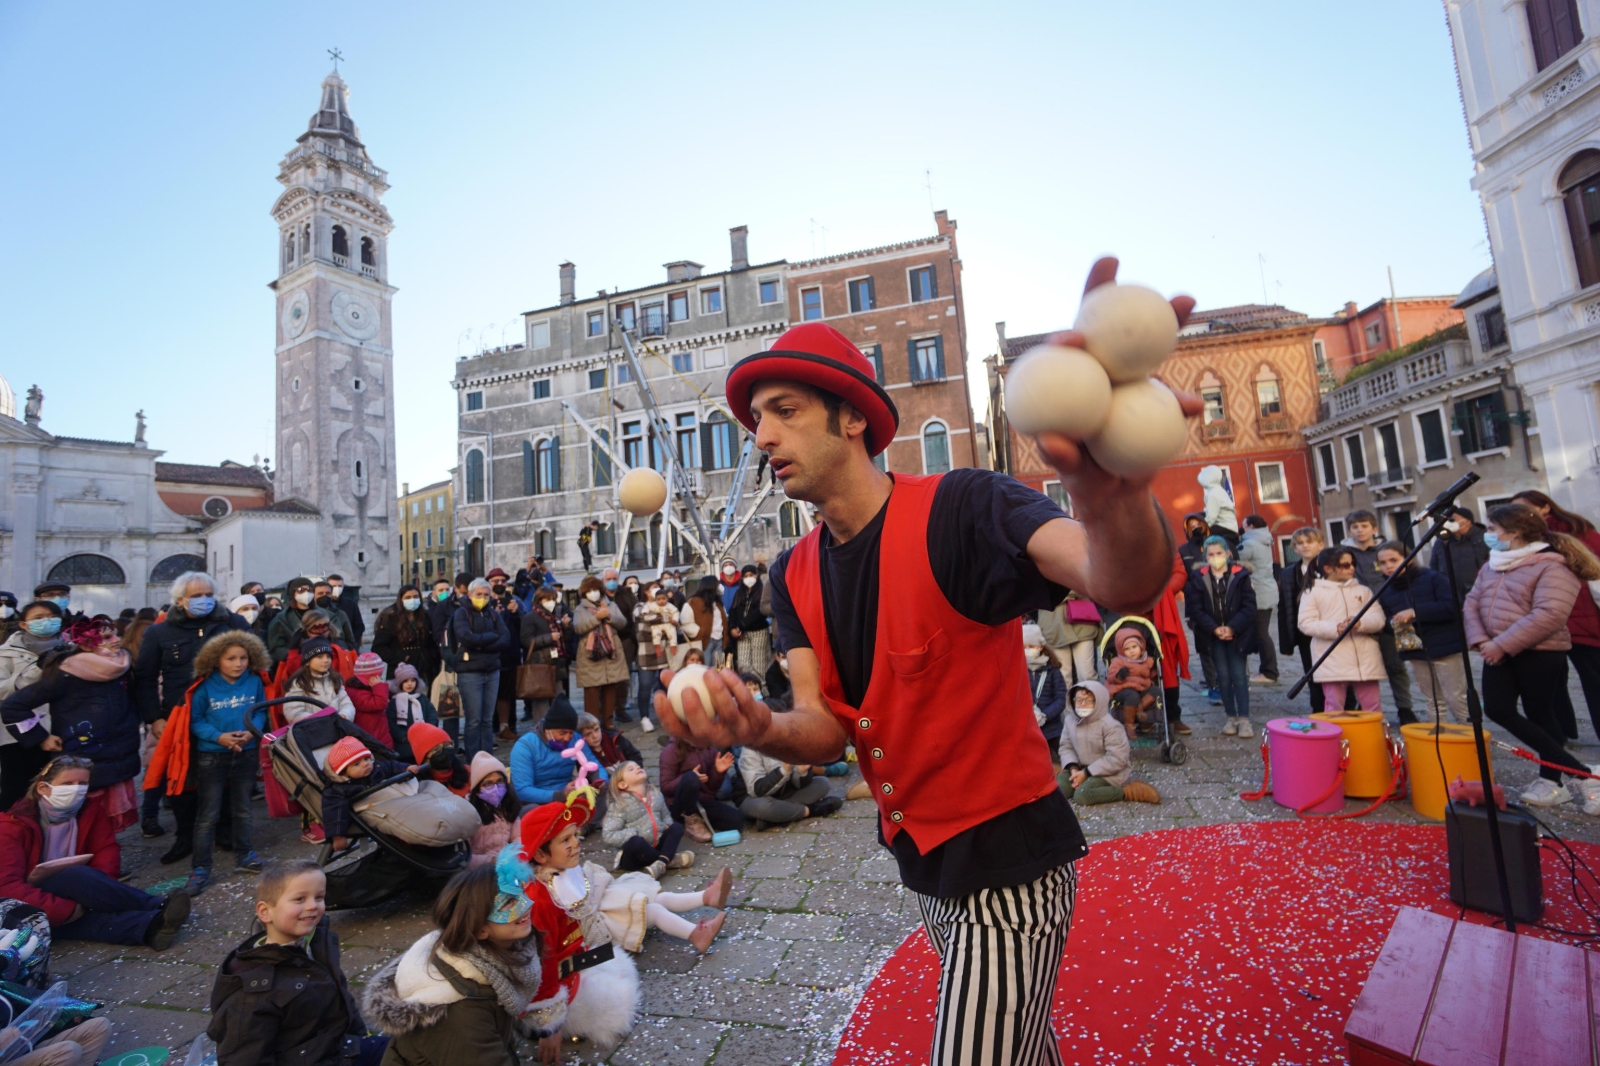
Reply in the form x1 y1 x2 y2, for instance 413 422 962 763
1313 296 1463 386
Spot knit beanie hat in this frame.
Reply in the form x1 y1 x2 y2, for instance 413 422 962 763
1021 623 1044 647
393 663 420 685
229 594 259 613
470 751 508 792
300 636 334 661
408 721 453 763
327 736 372 776
353 652 385 679
542 696 578 733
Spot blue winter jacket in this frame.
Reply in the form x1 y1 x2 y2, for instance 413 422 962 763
1184 564 1259 656
190 673 269 753
509 722 610 805
1029 663 1068 744
1376 565 1463 660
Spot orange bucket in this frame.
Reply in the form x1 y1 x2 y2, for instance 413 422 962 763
1401 723 1492 820
1311 711 1393 798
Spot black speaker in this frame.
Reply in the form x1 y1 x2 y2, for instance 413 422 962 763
1445 800 1543 924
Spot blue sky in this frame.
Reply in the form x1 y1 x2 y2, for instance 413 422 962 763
0 1 1484 488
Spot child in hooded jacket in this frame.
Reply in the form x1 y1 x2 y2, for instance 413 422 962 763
386 664 438 762
1104 624 1158 739
182 630 271 895
1056 681 1160 805
363 863 549 1066
345 653 393 749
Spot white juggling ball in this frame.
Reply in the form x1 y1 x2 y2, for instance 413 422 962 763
1086 379 1187 477
617 467 669 516
1073 283 1179 383
1003 344 1113 438
666 664 717 723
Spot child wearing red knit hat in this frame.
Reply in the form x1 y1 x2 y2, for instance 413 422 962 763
408 721 470 796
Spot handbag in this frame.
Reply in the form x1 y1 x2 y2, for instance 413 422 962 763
516 660 558 700
1392 617 1424 654
1065 598 1101 625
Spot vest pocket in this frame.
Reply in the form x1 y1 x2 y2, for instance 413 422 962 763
886 628 951 678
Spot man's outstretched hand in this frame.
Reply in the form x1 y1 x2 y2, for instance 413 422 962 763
1033 255 1202 508
654 667 773 750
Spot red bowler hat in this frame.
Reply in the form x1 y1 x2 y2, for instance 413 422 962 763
724 323 899 456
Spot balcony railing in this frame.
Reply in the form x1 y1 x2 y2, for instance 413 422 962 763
1318 340 1470 423
640 316 666 337
332 253 349 268
1257 414 1291 435
360 263 378 279
1203 420 1234 441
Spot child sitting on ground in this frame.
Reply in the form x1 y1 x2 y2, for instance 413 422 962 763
1105 625 1159 740
344 653 393 748
601 761 693 876
1056 681 1160 806
637 588 679 660
409 721 471 796
321 736 420 853
363 864 558 1066
386 664 437 762
466 752 521 866
579 711 643 774
209 860 386 1066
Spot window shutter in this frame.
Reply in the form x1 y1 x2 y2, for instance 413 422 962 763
1565 189 1600 288
928 267 938 300
1552 0 1582 60
933 335 946 379
523 441 535 495
907 338 920 382
550 437 562 492
1529 0 1559 70
701 423 714 471
866 277 876 310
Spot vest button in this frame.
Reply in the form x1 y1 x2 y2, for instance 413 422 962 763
880 782 893 795
870 747 883 760
858 717 871 730
890 810 904 822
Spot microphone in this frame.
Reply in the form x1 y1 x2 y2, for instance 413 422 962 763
1412 471 1480 526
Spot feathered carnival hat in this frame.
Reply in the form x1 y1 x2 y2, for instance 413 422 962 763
491 844 535 924
65 618 117 652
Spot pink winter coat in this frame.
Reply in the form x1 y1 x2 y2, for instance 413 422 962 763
1298 578 1386 683
1463 547 1580 656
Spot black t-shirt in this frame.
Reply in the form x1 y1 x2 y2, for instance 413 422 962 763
768 468 1089 898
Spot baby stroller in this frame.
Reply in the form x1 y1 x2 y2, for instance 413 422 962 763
1097 616 1188 766
249 696 474 910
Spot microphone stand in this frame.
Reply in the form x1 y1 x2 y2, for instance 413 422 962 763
1286 472 1516 931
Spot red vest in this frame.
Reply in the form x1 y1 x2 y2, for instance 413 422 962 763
785 474 1058 851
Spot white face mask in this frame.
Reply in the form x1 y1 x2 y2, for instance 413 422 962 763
723 566 736 576
40 782 87 815
778 659 789 675
238 608 260 623
742 576 756 588
585 590 602 603
295 590 314 607
328 585 343 599
538 600 555 612
0 606 12 619
1025 647 1046 664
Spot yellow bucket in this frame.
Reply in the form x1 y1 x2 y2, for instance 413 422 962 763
1400 723 1492 820
1311 711 1393 798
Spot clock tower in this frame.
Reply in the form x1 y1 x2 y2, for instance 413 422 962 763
269 70 399 618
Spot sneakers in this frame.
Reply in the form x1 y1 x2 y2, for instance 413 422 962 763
613 849 626 871
1249 674 1276 685
159 840 192 865
1171 720 1193 736
640 718 655 733
301 824 326 844
1207 688 1223 705
144 891 191 951
235 851 264 873
845 780 871 801
1237 720 1254 739
1221 718 1239 737
1122 781 1161 804
668 850 695 870
688 910 727 954
683 814 713 843
1520 778 1573 807
140 819 166 839
644 859 668 879
1575 772 1600 816
703 867 733 909
808 796 843 818
183 869 211 897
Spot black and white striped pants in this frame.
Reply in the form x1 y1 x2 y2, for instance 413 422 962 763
914 862 1078 1066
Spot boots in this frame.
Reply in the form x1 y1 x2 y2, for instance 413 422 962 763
1122 780 1161 804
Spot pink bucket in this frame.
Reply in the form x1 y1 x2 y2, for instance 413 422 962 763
1267 718 1345 814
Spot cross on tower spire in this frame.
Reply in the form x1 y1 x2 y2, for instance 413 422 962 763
327 47 344 72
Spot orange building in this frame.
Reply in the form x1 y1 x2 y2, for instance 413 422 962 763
155 461 274 523
1313 296 1463 386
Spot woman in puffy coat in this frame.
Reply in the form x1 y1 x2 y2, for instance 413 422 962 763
573 576 628 731
371 585 442 687
1464 501 1600 812
0 600 65 808
1297 545 1387 714
1514 490 1600 740
518 589 567 726
450 579 510 759
1022 624 1067 748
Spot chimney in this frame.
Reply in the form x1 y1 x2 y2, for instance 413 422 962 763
1343 301 1358 319
665 261 703 283
729 225 749 271
995 321 1007 348
934 209 952 235
559 262 576 306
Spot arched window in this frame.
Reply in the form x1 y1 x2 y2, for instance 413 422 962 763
465 448 484 503
779 501 804 538
592 429 612 487
331 225 349 262
1254 365 1283 418
47 554 125 585
1198 370 1227 424
300 224 310 257
703 412 736 470
922 421 951 475
710 506 727 537
351 450 368 498
466 537 484 576
360 236 376 266
1561 150 1600 289
150 554 206 584
522 440 536 496
536 438 561 494
283 233 296 271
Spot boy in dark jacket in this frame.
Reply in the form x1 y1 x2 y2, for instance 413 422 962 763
209 860 387 1066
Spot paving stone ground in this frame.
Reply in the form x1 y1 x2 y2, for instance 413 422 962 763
63 652 1600 1064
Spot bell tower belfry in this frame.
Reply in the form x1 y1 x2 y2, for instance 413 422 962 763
269 69 399 616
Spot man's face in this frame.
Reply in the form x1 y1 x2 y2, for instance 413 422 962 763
1293 537 1323 562
313 583 332 600
545 728 573 745
1350 521 1377 546
246 584 264 598
751 381 857 504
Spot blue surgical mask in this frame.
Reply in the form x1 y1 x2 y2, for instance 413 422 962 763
50 597 69 611
1484 532 1503 551
402 597 421 611
26 618 61 638
604 579 618 591
186 596 215 617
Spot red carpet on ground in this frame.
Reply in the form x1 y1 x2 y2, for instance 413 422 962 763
833 820 1600 1065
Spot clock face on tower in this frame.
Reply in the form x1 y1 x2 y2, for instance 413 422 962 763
331 290 380 341
281 290 311 339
